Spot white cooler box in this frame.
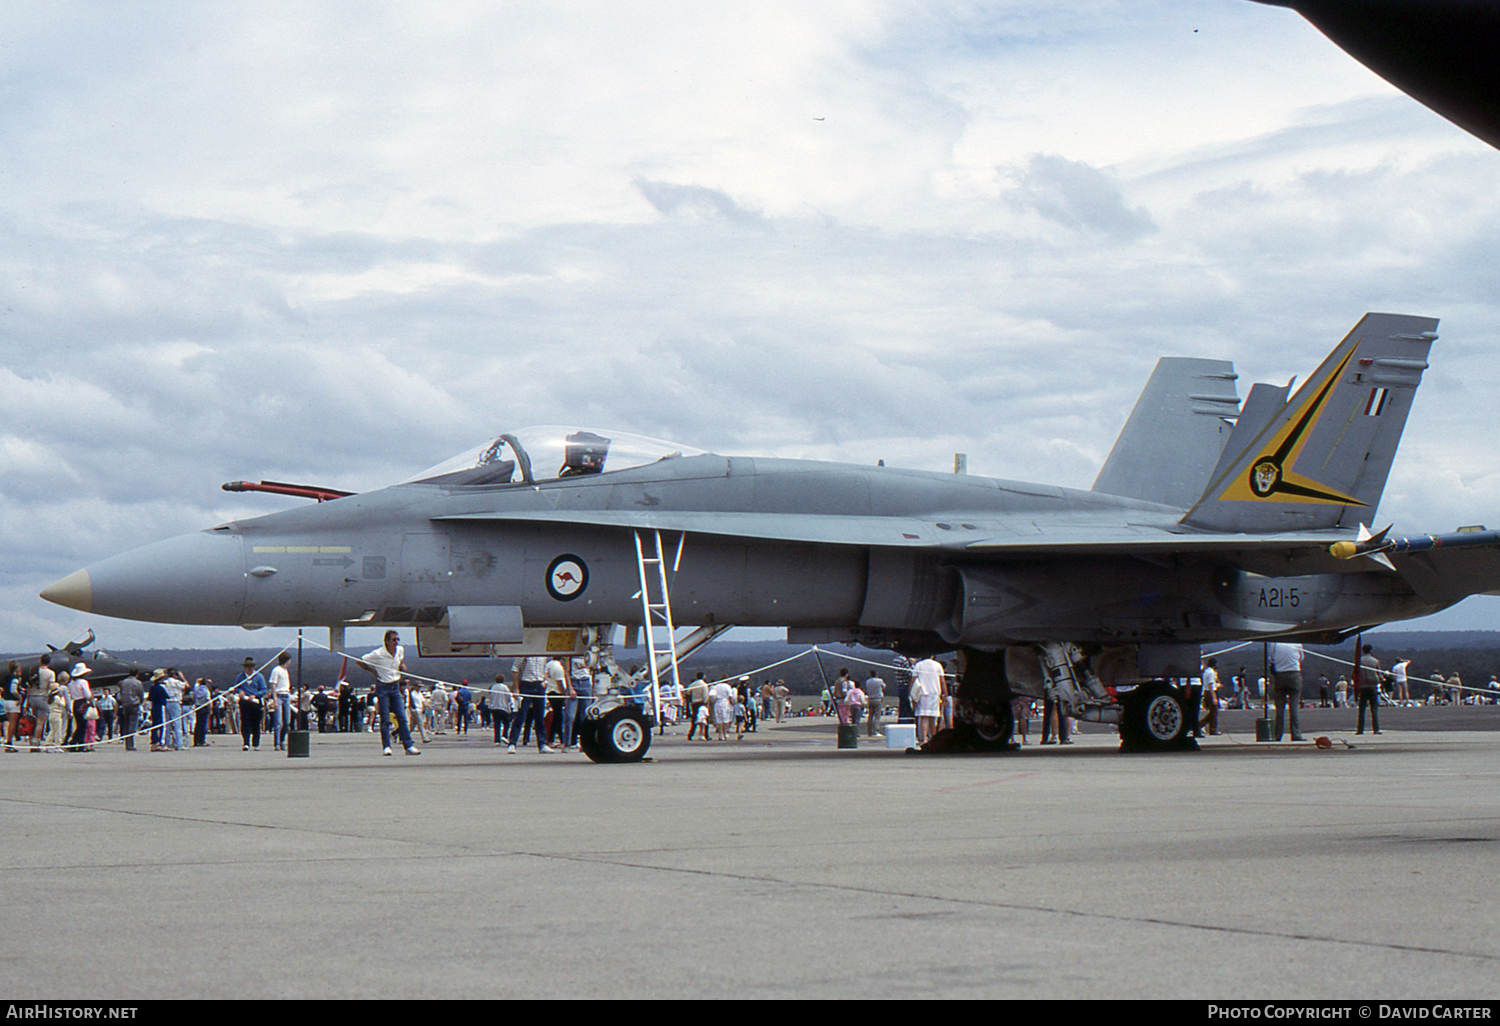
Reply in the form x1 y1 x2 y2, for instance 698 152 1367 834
884 723 917 749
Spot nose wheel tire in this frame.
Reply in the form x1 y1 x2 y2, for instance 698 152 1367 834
582 707 652 763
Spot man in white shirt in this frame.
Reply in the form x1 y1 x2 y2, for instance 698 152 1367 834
1200 657 1221 736
161 669 185 751
355 631 420 756
1391 658 1411 703
269 652 293 751
1268 641 1306 742
507 655 555 753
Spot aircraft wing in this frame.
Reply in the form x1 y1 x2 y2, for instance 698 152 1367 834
432 508 1353 557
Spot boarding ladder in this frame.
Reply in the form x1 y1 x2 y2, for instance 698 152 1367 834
633 529 685 729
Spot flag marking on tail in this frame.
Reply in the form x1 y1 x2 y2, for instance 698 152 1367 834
1214 348 1365 507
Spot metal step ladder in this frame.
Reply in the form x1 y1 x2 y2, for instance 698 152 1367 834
633 529 685 728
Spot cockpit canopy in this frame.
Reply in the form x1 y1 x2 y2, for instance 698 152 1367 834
408 426 706 487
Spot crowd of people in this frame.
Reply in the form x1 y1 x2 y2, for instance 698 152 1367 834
7 636 1499 758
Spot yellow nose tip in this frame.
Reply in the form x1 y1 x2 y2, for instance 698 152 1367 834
40 569 92 612
1329 541 1358 559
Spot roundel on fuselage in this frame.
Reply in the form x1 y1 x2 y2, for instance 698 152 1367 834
546 554 588 601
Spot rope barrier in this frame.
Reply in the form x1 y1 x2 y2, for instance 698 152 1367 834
17 629 1494 754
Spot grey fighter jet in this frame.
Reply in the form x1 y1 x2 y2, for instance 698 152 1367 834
40 313 1500 760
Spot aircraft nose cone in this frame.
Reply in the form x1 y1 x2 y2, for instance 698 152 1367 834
47 531 248 625
40 569 93 613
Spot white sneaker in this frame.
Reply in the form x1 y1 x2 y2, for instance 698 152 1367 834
405 747 421 756
539 745 558 754
507 744 516 754
383 746 393 756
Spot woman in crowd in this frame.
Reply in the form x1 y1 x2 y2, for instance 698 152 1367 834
404 683 430 744
48 669 72 751
708 677 735 741
3 661 21 751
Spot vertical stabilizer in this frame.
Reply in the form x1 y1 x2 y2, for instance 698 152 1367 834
1092 358 1239 509
1181 312 1437 532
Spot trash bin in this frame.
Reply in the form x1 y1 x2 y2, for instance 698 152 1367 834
1254 718 1274 742
287 730 311 758
837 724 858 749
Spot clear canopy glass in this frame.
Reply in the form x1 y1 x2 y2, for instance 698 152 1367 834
408 426 706 487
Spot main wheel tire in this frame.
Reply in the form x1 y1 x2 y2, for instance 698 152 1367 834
1121 684 1189 751
576 718 603 762
971 701 1014 749
588 707 652 763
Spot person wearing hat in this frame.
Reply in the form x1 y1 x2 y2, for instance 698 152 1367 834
268 652 293 751
66 663 94 750
147 670 170 751
233 657 268 751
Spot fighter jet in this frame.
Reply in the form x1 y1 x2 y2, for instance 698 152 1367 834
39 312 1500 760
3 629 151 692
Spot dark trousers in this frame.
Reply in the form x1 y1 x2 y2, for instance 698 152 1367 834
508 683 546 749
194 708 209 746
149 701 165 746
1042 697 1070 742
240 699 262 748
492 709 512 743
119 705 140 751
1272 672 1302 740
69 699 91 748
1356 688 1381 733
1183 684 1204 736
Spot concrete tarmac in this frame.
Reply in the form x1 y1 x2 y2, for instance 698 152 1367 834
4 718 1498 999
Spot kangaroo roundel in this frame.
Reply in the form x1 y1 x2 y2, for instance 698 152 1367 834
546 554 588 601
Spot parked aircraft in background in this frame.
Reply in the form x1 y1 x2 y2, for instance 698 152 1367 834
40 312 1500 760
2 629 150 691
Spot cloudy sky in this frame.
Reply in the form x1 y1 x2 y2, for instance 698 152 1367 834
5 0 1500 653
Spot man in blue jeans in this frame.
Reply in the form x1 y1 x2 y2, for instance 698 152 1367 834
356 631 420 756
507 655 556 754
269 652 294 751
